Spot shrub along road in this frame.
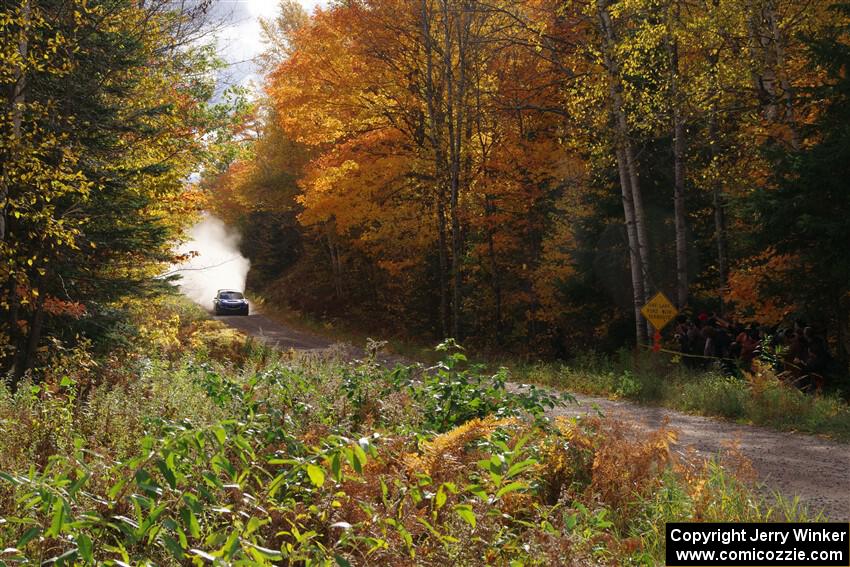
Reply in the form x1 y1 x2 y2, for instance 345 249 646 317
216 311 850 520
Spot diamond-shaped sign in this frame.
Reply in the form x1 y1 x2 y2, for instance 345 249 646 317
640 292 678 331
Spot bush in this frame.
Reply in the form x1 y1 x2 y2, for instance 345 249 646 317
187 320 251 365
0 337 814 565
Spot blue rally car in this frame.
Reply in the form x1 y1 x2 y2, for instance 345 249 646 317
213 289 249 316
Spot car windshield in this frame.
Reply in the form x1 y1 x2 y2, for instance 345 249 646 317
219 292 244 300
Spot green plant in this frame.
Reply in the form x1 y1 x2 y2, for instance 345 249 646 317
615 370 642 398
0 317 816 565
384 340 574 433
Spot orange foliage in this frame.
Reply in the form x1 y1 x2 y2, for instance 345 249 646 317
403 417 517 481
207 0 848 350
725 249 799 325
43 297 86 318
264 0 582 309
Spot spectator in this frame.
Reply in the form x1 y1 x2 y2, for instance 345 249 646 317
801 327 831 392
667 307 836 391
737 324 760 371
702 325 717 358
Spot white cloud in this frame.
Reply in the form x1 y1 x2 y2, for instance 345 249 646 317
213 0 327 92
243 0 281 19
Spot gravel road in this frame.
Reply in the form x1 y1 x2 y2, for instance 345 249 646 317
216 311 850 520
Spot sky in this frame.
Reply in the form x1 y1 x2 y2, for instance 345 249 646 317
172 1 330 297
210 0 325 92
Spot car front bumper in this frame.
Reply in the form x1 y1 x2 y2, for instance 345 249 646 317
216 303 248 313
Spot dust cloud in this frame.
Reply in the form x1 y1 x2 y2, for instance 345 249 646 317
172 214 251 311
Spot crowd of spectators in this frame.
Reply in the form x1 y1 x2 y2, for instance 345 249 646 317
672 313 834 391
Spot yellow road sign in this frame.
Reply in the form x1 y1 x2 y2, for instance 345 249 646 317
640 292 678 331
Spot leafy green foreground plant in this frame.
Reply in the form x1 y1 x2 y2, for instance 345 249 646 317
0 338 813 565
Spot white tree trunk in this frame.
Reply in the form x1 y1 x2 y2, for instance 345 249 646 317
1 0 30 242
596 0 650 344
668 33 688 308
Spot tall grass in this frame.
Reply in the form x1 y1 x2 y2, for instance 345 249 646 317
515 350 850 439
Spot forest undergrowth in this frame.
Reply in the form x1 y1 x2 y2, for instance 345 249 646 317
516 351 850 441
0 297 822 565
248 298 850 442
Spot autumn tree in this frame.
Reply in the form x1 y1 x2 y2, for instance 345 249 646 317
266 0 559 339
747 3 850 364
0 0 229 382
210 0 850 361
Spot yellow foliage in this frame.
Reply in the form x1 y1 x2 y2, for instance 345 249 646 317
404 417 517 480
547 416 677 514
187 320 248 364
137 314 181 353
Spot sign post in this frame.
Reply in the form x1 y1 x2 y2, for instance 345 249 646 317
640 292 678 352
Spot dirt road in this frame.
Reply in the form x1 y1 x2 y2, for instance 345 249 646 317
216 312 849 520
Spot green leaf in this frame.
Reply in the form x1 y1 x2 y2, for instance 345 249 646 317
489 455 503 472
134 469 160 496
156 459 177 489
464 484 488 500
175 525 189 549
347 448 362 474
47 499 65 537
162 535 185 560
417 517 446 540
234 435 253 455
306 464 325 488
108 477 129 500
77 534 93 562
245 542 283 560
505 459 536 479
267 472 288 497
435 486 447 509
331 452 342 481
495 481 526 499
218 530 241 559
190 548 216 562
180 506 201 539
353 444 368 469
245 516 265 536
454 504 476 528
183 493 202 514
68 472 91 499
16 527 40 548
